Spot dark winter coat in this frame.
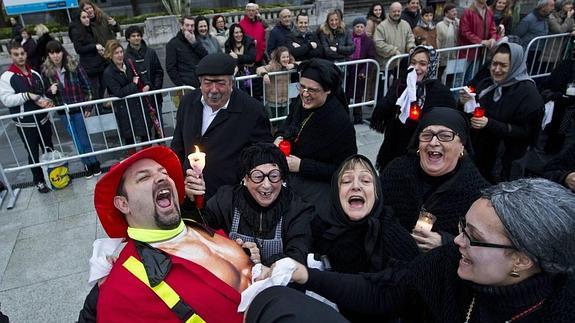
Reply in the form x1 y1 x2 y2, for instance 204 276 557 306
267 23 293 55
543 142 575 190
305 243 575 322
277 95 357 182
0 65 48 127
35 33 55 70
170 88 273 200
103 62 152 139
187 185 314 266
69 22 107 76
370 78 456 171
380 154 489 244
540 59 575 153
472 79 544 182
125 41 164 106
287 31 323 62
165 31 208 87
318 28 355 62
42 55 92 115
89 14 121 46
401 8 421 29
224 35 257 73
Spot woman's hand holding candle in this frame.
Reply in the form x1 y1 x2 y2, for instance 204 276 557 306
286 155 301 172
411 229 442 252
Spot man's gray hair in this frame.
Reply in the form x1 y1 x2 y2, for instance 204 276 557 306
482 178 575 275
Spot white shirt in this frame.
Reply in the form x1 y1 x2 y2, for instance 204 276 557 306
200 96 230 135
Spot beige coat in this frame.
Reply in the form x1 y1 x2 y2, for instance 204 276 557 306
541 11 574 62
256 63 292 106
373 18 415 70
436 17 460 66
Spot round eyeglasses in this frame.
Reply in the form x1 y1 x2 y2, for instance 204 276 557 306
248 169 282 184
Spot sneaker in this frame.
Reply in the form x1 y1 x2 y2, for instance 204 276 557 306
84 165 94 179
36 182 50 194
92 163 102 177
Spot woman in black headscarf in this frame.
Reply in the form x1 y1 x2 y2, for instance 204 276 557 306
461 41 544 182
371 45 456 172
311 154 418 322
275 58 357 219
380 107 489 253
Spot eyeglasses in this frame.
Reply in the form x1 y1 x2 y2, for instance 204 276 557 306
458 218 516 249
419 130 457 142
296 83 323 95
248 169 282 183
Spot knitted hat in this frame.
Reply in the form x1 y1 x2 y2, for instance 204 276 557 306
352 17 367 27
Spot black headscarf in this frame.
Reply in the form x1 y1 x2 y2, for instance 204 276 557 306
298 58 349 110
407 106 473 155
319 154 386 270
245 286 348 323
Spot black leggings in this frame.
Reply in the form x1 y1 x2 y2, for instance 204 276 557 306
16 121 53 184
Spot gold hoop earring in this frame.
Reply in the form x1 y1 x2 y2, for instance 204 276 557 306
509 268 520 278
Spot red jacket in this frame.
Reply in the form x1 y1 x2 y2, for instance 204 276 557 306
458 4 498 60
97 240 244 323
239 16 266 63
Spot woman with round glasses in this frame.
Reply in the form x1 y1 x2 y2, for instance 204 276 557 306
275 58 356 220
276 178 575 322
186 143 314 266
380 107 489 252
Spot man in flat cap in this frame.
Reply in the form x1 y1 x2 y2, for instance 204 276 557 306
171 53 273 201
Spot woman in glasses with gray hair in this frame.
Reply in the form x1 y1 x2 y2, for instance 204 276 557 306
277 177 575 322
185 143 314 267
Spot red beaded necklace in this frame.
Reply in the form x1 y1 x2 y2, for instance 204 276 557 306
464 295 546 323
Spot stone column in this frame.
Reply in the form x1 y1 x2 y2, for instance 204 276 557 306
311 0 344 27
144 15 180 46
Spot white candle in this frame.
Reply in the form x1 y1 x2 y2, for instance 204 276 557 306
187 145 206 176
415 219 433 232
414 211 436 233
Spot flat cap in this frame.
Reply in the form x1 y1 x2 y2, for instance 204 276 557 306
196 53 237 76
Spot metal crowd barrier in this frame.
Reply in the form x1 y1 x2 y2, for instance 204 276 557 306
382 43 487 96
0 58 381 210
0 86 194 209
234 58 380 122
381 33 572 96
524 33 572 79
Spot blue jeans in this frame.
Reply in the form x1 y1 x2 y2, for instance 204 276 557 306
61 112 98 166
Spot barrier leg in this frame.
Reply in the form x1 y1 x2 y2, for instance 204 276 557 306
0 163 21 210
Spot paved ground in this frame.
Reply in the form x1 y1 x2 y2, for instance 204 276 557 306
0 123 383 322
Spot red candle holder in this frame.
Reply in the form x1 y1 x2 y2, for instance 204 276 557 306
279 139 291 156
409 103 421 121
473 107 485 118
194 194 204 209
